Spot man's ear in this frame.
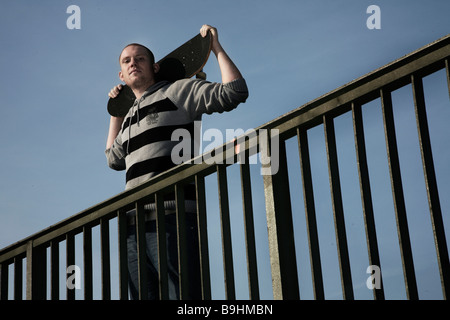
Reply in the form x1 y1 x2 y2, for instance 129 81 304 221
119 70 124 81
153 63 160 74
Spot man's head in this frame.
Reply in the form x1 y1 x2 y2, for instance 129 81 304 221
118 43 159 92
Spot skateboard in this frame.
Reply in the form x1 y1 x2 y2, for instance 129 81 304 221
107 32 212 117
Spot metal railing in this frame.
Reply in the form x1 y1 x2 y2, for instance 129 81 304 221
1 34 449 300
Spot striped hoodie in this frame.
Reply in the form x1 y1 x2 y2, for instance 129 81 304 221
105 78 249 194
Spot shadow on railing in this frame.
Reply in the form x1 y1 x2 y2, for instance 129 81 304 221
1 34 449 300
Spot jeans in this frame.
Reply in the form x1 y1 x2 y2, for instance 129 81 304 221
126 212 202 300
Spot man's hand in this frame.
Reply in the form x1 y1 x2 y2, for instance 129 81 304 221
108 84 123 99
199 24 243 84
200 24 220 53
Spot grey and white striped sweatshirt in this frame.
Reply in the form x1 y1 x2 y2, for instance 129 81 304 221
105 78 249 191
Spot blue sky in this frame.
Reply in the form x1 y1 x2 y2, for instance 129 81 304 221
1 0 449 300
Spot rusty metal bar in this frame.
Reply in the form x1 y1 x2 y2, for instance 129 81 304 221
195 174 211 300
155 193 168 300
135 201 148 300
297 128 324 300
323 115 354 300
412 74 450 299
26 241 46 300
13 257 23 300
381 88 418 300
66 234 75 300
263 139 299 300
117 211 128 300
50 240 59 300
351 102 385 300
83 226 93 300
240 161 260 300
175 184 189 299
100 218 111 300
217 165 236 300
0 262 8 300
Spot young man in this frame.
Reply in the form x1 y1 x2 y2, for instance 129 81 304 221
105 25 248 299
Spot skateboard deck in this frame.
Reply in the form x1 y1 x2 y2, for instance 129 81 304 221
107 32 212 117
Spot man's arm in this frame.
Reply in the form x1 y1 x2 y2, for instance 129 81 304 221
200 25 243 83
106 84 124 150
106 115 124 149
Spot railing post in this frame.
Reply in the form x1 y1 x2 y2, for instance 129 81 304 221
381 88 418 300
240 161 260 300
195 175 211 300
66 233 75 300
83 226 93 300
13 258 23 300
26 240 46 300
175 184 189 299
323 115 354 300
412 74 450 299
135 201 148 300
0 262 8 300
297 128 324 300
217 165 236 300
352 102 385 300
263 135 299 300
155 193 169 300
117 211 129 300
100 218 111 300
50 241 59 300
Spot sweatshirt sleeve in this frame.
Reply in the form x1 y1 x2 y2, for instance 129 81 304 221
166 78 249 119
105 133 126 171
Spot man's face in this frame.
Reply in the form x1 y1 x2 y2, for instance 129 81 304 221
119 45 157 89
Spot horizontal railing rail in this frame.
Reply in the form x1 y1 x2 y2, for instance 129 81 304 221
1 34 449 300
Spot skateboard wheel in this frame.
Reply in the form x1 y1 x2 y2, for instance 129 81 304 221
196 71 207 80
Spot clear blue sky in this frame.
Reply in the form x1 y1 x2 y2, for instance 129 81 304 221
0 0 449 300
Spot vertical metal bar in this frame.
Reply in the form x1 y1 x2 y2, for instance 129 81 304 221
195 174 211 300
263 138 300 300
381 88 418 300
297 128 324 300
50 241 59 300
175 184 189 299
117 211 129 300
14 257 23 300
323 115 354 300
412 74 450 299
0 262 8 300
352 102 385 300
100 218 111 300
26 241 47 300
135 201 148 300
155 193 169 300
217 165 236 300
66 234 75 300
240 161 260 300
83 226 93 300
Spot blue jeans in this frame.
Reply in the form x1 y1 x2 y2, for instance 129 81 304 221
126 212 202 300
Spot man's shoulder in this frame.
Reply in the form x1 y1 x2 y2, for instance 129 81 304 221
161 78 205 99
164 78 199 89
